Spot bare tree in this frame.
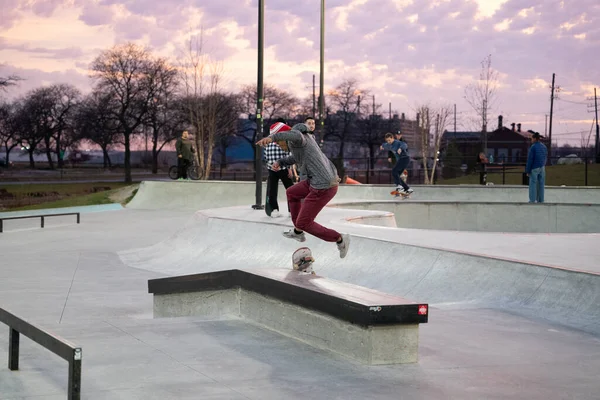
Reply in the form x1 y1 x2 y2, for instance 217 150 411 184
416 103 453 184
430 105 453 183
238 83 298 164
75 89 121 169
297 95 316 119
464 54 499 151
49 84 81 168
325 79 367 176
240 84 298 122
179 31 239 179
416 104 432 183
355 96 385 172
90 43 159 183
11 96 46 168
20 84 80 169
143 58 181 173
0 101 19 163
0 74 23 91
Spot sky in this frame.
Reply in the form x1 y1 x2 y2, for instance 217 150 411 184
1 0 599 146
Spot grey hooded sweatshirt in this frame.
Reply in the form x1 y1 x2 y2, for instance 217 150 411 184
269 123 340 190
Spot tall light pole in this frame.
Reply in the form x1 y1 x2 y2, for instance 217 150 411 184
252 0 265 210
548 73 556 164
595 88 599 163
318 0 325 143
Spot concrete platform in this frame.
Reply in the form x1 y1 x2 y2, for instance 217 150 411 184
126 180 600 211
1 181 600 399
149 269 428 365
329 200 600 233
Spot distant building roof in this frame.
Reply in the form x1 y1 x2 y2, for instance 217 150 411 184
442 131 480 140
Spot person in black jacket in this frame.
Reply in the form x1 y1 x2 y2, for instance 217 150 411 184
388 131 406 164
175 130 195 180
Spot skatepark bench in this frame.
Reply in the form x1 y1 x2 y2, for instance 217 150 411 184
0 212 80 233
0 307 82 400
148 269 429 365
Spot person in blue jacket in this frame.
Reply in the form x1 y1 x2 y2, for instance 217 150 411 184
380 132 413 195
525 132 548 203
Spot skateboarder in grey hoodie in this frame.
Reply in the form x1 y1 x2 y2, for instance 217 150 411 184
256 123 350 259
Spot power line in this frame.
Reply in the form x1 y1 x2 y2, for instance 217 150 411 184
557 98 589 105
555 130 587 136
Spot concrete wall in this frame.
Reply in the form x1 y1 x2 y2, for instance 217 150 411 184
121 215 600 337
332 201 600 233
126 181 600 211
153 287 419 365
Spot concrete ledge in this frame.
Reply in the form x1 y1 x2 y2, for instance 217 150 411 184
153 287 419 365
330 201 600 233
149 269 427 365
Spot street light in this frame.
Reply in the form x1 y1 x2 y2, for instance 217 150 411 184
253 0 325 208
318 0 325 143
252 0 265 210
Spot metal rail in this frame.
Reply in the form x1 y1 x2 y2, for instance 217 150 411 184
0 307 82 399
0 212 80 233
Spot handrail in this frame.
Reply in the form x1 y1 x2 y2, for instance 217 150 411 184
0 307 82 399
0 212 80 233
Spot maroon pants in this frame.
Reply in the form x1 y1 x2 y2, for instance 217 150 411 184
286 179 340 242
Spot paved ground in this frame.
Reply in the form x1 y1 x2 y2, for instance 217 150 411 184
1 183 600 399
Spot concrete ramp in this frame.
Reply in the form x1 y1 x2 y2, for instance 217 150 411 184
126 181 600 211
118 210 600 336
330 201 600 233
126 180 289 210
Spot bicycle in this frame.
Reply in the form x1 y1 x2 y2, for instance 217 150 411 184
168 158 203 180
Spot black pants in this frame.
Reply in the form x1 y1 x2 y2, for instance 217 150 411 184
392 156 410 190
177 158 190 179
267 169 295 212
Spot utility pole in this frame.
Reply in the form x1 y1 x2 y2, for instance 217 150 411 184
587 88 600 163
548 73 556 164
372 95 375 117
595 88 599 163
252 0 265 210
389 102 392 119
452 104 456 133
545 114 548 136
482 99 487 152
318 0 325 143
312 74 316 118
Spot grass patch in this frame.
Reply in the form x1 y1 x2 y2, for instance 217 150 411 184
8 190 117 211
442 163 600 186
124 188 139 204
0 182 132 195
0 182 139 211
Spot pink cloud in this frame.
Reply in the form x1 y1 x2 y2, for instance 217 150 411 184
79 2 115 26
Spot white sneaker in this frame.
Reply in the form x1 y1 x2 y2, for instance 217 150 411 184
271 210 281 218
404 188 414 195
337 233 350 259
283 229 306 242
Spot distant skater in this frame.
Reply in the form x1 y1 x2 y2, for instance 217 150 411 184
256 123 350 258
380 132 413 195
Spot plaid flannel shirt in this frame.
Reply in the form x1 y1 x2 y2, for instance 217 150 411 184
263 142 292 171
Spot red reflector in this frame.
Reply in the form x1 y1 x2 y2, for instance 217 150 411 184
418 305 428 315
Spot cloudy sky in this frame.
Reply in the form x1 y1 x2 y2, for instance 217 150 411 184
1 0 599 146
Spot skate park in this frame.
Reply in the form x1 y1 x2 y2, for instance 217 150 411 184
1 181 600 399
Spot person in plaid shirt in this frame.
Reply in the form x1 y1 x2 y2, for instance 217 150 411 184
263 122 297 217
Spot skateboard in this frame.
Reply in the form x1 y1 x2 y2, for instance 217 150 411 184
390 190 411 200
292 247 316 275
265 198 273 216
